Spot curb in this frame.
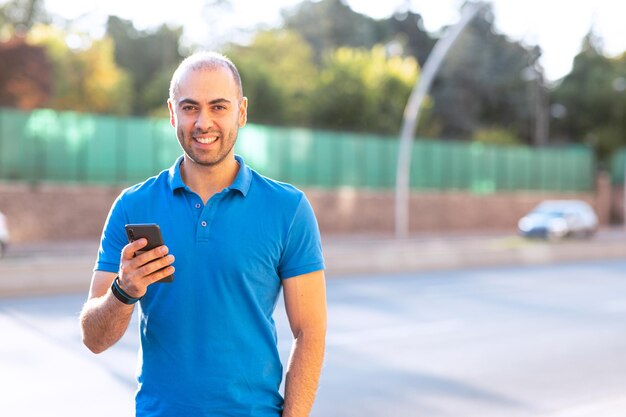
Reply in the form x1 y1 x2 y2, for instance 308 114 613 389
323 236 626 276
1 235 625 297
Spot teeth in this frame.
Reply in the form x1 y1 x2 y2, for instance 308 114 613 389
196 136 218 144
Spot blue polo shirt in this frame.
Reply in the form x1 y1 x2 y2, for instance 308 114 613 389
95 155 325 417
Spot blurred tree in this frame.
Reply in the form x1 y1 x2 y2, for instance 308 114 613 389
0 37 51 109
472 126 521 146
226 30 317 126
142 65 178 117
280 0 536 142
106 16 184 115
282 0 385 63
551 31 625 162
310 45 425 135
388 11 436 67
28 25 132 114
429 5 538 143
0 0 48 34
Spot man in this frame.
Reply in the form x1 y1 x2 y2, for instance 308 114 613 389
80 51 327 417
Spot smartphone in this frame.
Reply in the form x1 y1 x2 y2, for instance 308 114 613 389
125 223 174 283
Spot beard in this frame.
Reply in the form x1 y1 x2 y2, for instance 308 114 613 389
177 125 238 168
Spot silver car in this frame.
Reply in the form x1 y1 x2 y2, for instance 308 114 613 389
0 211 9 257
518 200 598 239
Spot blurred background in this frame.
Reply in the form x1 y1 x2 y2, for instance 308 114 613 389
1 0 626 240
2 1 626 416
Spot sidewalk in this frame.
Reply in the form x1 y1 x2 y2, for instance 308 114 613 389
322 229 626 275
1 229 625 297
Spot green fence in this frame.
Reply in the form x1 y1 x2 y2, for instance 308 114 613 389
0 107 596 192
611 148 626 186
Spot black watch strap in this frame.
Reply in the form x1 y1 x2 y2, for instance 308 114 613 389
111 276 143 305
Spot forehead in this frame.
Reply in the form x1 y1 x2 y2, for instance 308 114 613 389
175 67 239 101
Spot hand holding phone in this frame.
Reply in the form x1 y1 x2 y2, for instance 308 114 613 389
125 224 174 283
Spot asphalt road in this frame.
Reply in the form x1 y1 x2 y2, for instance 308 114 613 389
2 229 626 297
1 260 626 416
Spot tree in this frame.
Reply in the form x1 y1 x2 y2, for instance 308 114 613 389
226 30 317 126
388 11 436 67
0 37 51 109
28 24 133 114
282 0 387 63
551 31 626 161
0 0 48 34
280 0 537 142
310 45 421 135
106 16 184 115
429 5 539 143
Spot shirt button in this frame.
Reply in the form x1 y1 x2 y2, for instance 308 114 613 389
201 221 207 227
195 203 201 209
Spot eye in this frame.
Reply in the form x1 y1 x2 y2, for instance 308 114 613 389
180 104 199 112
213 105 227 111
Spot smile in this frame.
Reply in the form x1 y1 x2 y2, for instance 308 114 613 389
194 136 219 144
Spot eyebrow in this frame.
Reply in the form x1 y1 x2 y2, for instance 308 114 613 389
178 98 232 107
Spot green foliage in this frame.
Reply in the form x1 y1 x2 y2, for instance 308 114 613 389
311 45 419 135
472 127 521 146
430 5 537 142
227 26 434 136
282 0 386 63
387 11 436 67
28 24 132 115
142 65 178 117
282 0 536 141
106 16 184 115
551 31 626 162
226 30 317 126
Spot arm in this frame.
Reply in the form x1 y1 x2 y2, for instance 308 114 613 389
282 270 327 417
79 238 175 354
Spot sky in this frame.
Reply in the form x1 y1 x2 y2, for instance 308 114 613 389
37 0 626 82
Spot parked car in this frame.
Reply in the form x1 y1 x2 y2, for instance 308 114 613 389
0 211 8 257
517 200 598 240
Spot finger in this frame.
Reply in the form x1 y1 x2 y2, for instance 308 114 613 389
137 254 175 278
146 265 176 285
132 245 169 268
122 238 148 260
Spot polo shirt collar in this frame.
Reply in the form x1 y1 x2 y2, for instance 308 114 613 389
168 155 186 191
231 155 252 196
167 154 252 197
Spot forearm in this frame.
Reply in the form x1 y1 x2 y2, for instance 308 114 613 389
80 290 135 354
282 331 326 417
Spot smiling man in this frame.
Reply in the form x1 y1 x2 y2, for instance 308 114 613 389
80 52 327 417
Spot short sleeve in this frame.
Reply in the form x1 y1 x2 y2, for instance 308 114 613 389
94 193 129 273
278 194 325 279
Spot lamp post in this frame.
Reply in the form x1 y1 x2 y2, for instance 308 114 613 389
394 2 487 238
521 64 550 147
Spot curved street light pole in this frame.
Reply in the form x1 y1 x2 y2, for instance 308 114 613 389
394 2 487 238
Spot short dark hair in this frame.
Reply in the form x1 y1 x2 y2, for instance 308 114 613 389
169 51 243 101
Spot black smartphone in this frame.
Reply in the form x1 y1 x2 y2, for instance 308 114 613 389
124 223 174 283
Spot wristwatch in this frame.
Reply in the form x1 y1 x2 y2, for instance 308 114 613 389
110 276 143 305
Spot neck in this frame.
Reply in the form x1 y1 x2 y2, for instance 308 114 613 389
180 156 239 203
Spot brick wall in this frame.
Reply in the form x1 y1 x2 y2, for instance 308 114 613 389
0 180 611 243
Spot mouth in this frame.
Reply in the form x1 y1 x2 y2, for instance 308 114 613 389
193 135 219 145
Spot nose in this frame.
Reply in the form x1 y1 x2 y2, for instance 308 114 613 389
195 108 214 131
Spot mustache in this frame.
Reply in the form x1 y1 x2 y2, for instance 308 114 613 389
193 128 221 136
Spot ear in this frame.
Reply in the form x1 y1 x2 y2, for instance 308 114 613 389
238 97 248 127
168 99 176 128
